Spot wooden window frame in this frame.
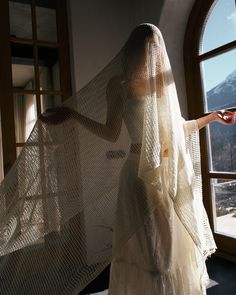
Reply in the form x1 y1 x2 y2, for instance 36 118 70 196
0 0 72 175
184 0 236 260
0 2 87 280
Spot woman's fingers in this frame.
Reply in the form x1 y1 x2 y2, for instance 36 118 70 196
216 110 236 124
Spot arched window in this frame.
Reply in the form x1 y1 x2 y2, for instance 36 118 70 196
185 0 236 258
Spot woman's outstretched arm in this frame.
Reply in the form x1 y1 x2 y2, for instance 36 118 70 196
73 77 123 142
196 110 235 129
40 77 124 142
183 110 236 137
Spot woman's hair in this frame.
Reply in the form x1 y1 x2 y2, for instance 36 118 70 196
123 24 157 78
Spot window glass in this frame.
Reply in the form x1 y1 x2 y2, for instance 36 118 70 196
36 0 57 42
211 178 236 238
9 0 32 39
207 123 236 172
14 93 37 143
200 49 236 113
40 95 61 113
11 43 35 90
200 0 236 54
38 47 60 91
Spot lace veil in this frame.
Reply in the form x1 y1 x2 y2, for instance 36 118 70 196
0 24 216 294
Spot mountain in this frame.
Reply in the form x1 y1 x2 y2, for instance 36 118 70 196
206 70 236 214
205 69 236 173
207 69 236 111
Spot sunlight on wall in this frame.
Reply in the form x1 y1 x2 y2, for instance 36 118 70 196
25 95 37 140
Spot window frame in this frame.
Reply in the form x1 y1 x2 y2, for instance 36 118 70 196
0 0 86 256
184 0 236 259
0 0 72 176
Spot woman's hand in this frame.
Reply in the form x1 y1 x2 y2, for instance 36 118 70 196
196 110 236 130
213 110 236 125
39 106 77 125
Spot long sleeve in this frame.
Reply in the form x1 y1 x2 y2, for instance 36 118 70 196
182 118 199 137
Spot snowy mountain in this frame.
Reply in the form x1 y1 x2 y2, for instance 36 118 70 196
206 70 236 215
207 69 236 111
205 69 236 173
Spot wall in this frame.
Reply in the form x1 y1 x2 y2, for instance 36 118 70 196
67 0 164 92
159 0 195 117
67 0 131 91
131 0 164 27
67 0 195 117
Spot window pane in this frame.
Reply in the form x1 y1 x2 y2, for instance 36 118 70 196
11 43 35 90
38 47 60 91
200 0 236 54
200 49 236 113
14 93 37 143
9 0 32 40
16 146 23 158
211 178 236 238
207 123 236 172
36 0 57 42
40 95 62 113
12 64 35 89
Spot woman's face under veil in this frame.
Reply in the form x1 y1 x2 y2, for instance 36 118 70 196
123 33 165 99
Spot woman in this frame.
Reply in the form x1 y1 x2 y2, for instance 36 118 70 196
42 24 235 294
0 24 234 295
102 24 235 295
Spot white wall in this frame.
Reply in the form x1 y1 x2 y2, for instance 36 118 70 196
67 0 194 118
67 0 132 91
159 0 195 118
67 0 165 92
130 0 164 28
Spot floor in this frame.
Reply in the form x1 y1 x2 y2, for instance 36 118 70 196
206 255 236 295
80 255 236 295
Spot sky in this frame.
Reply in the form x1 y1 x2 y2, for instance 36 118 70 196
201 0 236 91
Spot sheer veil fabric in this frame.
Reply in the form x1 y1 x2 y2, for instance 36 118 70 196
0 24 215 294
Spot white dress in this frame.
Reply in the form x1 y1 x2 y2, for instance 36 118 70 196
108 97 209 295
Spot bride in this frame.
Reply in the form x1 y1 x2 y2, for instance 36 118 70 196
0 23 234 295
42 23 235 294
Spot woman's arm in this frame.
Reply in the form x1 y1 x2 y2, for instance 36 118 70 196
183 110 236 137
40 77 124 142
196 111 235 129
76 77 123 142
